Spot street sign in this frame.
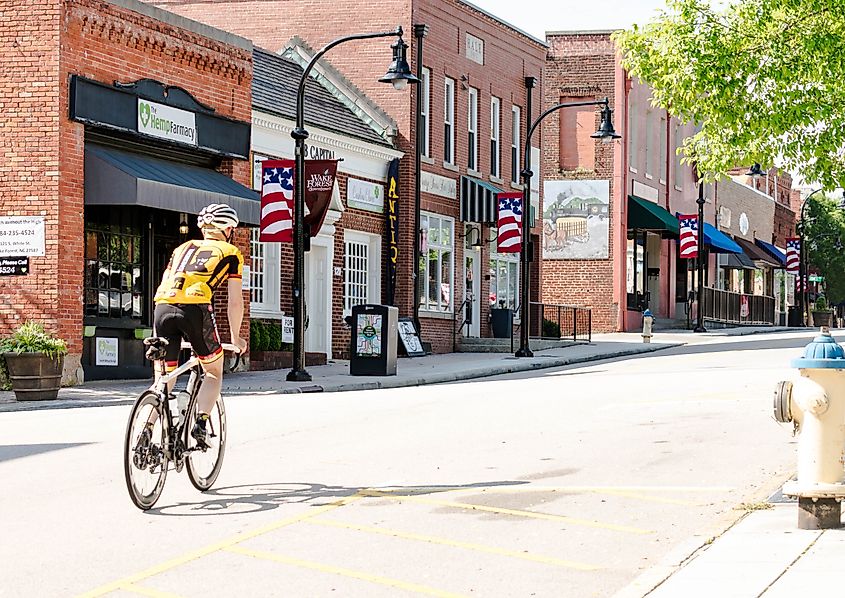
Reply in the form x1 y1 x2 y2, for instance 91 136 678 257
809 275 825 282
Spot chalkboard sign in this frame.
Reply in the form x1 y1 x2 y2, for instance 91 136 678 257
397 317 425 357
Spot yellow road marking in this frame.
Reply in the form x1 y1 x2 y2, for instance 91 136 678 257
121 584 187 598
362 490 653 535
76 496 362 598
225 545 467 598
309 517 601 571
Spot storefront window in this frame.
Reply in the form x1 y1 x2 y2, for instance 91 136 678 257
84 222 143 321
626 235 645 308
418 213 454 312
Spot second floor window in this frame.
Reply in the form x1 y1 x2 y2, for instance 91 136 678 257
468 87 478 171
490 96 501 177
444 77 455 164
511 105 521 184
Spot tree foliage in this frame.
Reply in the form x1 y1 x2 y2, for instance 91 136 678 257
614 0 845 187
804 194 845 303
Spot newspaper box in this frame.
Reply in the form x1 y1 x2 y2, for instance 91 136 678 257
350 304 398 376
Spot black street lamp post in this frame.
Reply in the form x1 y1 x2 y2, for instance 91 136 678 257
412 24 428 332
514 96 620 358
693 181 707 333
287 27 418 382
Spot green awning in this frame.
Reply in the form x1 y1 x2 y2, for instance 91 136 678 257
627 195 679 236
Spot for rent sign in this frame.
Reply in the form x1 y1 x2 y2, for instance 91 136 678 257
137 99 197 146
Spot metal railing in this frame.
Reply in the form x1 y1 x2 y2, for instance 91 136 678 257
528 302 592 342
701 287 776 326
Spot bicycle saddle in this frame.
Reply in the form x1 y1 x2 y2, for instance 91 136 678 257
143 337 169 361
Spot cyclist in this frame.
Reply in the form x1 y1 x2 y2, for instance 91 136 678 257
151 204 247 448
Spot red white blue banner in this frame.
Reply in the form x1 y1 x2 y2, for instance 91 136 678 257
496 192 523 253
678 214 698 259
259 159 295 243
785 237 800 275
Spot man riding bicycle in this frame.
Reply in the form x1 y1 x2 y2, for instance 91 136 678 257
151 204 247 448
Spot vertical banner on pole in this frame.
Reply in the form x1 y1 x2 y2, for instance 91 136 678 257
785 238 801 275
386 158 400 305
303 159 339 237
259 159 296 243
677 214 699 259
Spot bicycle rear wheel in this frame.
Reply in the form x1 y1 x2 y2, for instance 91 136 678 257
124 391 169 510
186 394 227 491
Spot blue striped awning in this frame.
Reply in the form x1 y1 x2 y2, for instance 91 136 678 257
755 239 788 267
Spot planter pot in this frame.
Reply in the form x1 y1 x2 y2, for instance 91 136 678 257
489 308 513 339
812 311 833 328
3 352 64 401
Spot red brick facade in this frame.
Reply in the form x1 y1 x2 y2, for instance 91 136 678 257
150 0 547 353
0 0 252 380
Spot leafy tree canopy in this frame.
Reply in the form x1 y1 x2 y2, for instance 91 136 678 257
614 0 845 187
804 193 845 303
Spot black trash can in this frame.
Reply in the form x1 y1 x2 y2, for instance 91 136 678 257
490 308 513 338
349 304 398 376
788 306 802 327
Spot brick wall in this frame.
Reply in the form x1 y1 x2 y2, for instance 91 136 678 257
0 0 252 381
542 32 619 332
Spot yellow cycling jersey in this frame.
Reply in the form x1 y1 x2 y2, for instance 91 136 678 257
154 239 244 304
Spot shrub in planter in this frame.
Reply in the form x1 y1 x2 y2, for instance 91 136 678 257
266 322 283 351
0 322 68 401
250 320 267 352
542 318 561 339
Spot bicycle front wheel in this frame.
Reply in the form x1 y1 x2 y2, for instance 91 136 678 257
186 394 227 491
124 391 169 510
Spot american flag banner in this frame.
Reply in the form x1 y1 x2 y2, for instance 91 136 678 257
785 238 800 275
259 159 295 243
677 214 698 259
497 192 523 253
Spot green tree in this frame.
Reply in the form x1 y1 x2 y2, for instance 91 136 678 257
614 0 845 187
804 194 845 303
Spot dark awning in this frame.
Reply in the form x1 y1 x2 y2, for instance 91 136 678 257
460 176 502 223
755 239 788 267
84 144 260 225
733 237 781 268
627 195 679 236
702 223 742 253
723 251 757 270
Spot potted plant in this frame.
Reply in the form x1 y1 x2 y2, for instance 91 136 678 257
1 322 68 401
812 296 833 328
489 299 513 339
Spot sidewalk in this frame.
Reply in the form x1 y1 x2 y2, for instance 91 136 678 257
614 483 845 598
0 325 804 413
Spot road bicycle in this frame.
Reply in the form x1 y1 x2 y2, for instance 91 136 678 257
123 337 240 510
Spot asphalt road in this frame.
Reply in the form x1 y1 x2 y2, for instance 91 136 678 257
0 331 813 598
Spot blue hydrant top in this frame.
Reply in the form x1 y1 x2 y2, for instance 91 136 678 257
643 309 653 318
791 329 845 369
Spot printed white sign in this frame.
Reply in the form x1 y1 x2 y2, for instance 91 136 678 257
241 265 251 291
137 99 197 146
465 33 484 65
632 180 659 202
95 337 119 366
281 316 294 343
347 178 384 212
420 171 457 199
0 216 45 256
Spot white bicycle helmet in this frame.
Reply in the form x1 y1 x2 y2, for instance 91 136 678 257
197 204 239 230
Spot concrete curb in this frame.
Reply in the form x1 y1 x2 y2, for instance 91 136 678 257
0 342 680 413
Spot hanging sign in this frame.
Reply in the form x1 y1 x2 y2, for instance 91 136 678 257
0 256 29 275
259 159 295 243
137 98 197 146
281 316 294 343
303 159 339 237
386 158 400 305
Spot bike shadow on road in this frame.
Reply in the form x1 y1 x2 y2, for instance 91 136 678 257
145 479 529 517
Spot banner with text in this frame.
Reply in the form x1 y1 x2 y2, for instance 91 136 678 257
304 159 339 238
386 158 400 305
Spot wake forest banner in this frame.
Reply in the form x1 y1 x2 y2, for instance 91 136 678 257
386 158 400 305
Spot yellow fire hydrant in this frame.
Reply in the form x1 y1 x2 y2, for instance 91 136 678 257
774 326 845 529
642 309 654 343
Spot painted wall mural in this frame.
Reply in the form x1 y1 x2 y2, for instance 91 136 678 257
542 179 610 259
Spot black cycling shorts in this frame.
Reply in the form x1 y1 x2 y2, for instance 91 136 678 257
153 303 223 369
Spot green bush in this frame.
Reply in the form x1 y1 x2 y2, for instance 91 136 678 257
249 319 266 352
0 321 68 359
815 296 829 311
542 318 561 339
266 322 282 351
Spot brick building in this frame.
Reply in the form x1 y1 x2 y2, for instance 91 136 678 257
0 0 256 381
145 0 548 352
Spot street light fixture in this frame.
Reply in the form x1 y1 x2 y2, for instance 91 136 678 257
514 96 620 358
746 163 766 178
287 26 418 382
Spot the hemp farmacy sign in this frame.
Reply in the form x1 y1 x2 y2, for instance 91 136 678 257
137 99 197 146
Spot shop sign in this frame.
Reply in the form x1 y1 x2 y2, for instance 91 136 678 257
632 180 659 203
420 171 456 199
385 159 400 305
0 256 28 275
95 337 119 366
303 144 335 160
0 216 45 256
137 98 197 146
281 316 294 343
347 178 385 213
465 33 484 65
